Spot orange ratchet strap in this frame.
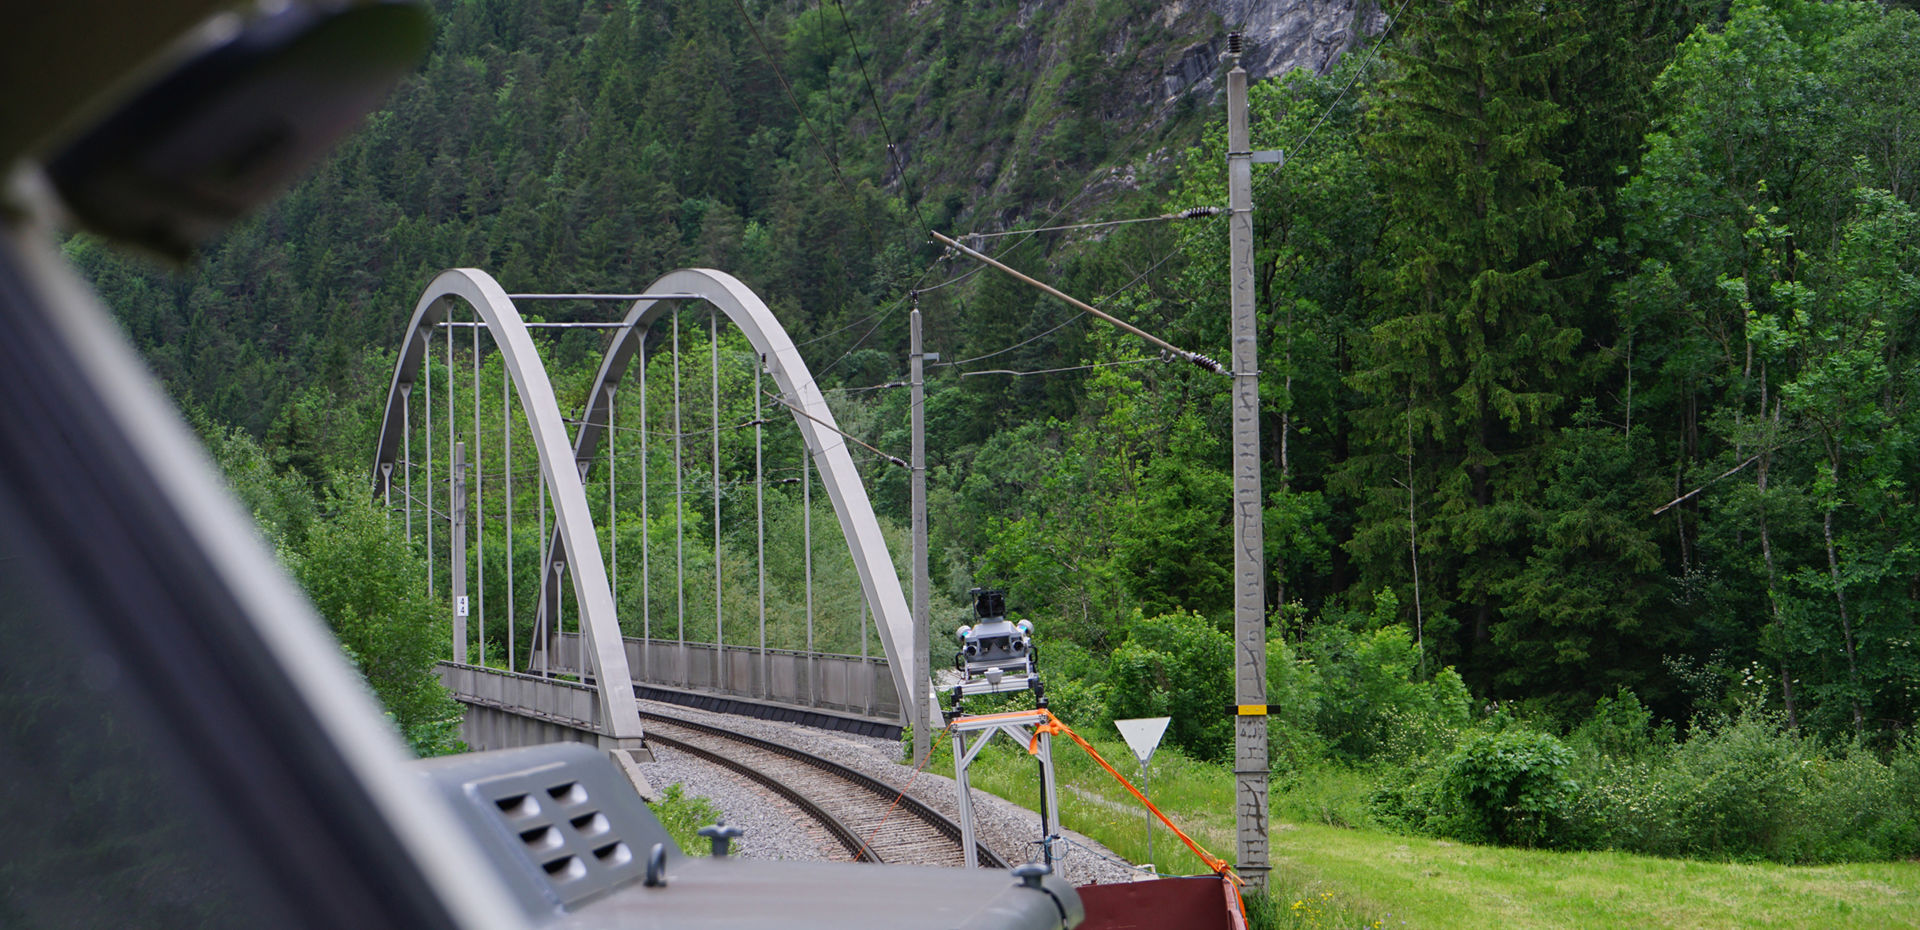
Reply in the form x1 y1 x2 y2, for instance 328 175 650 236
1022 709 1242 885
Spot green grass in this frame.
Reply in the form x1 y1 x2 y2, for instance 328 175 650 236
1270 822 1920 929
951 728 1920 929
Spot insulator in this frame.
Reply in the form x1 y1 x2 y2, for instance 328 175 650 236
1227 32 1244 56
1187 351 1226 374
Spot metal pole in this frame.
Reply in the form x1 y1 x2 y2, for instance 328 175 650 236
538 474 547 678
448 313 456 557
861 598 871 716
505 370 514 671
426 338 434 597
804 445 815 706
711 311 724 692
452 442 468 664
674 311 687 688
911 304 930 764
755 360 767 699
608 384 617 615
1145 762 1154 868
474 316 484 665
402 383 413 545
641 342 651 682
954 728 977 869
1226 36 1270 893
445 317 457 635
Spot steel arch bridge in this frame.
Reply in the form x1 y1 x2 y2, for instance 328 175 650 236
370 268 919 753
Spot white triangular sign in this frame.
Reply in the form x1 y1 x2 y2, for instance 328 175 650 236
1114 716 1172 768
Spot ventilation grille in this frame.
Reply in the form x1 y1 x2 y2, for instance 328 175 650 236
487 777 640 906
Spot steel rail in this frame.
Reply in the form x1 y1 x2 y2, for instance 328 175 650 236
639 727 875 863
636 708 1008 869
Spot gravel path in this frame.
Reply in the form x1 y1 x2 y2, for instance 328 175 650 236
633 699 1145 885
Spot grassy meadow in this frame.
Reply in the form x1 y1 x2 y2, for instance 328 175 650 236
954 727 1920 929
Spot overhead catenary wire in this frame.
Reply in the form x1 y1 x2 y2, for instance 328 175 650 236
960 357 1161 379
829 0 929 234
963 206 1223 240
1251 0 1412 203
941 238 1194 370
792 9 1197 376
761 389 908 468
730 0 867 227
932 230 1224 375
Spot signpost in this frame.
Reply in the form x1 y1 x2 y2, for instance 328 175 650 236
1115 716 1172 870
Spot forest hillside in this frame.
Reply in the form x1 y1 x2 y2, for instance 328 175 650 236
75 0 1920 869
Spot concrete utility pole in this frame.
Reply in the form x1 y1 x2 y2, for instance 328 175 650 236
910 302 932 764
1226 32 1270 893
452 441 469 664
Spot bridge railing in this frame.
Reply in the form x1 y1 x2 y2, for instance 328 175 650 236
437 661 603 735
546 632 900 721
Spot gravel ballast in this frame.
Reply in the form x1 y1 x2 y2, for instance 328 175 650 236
633 699 1146 885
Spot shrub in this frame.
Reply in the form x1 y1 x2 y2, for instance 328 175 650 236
1430 728 1576 847
1652 709 1808 859
1297 610 1471 763
1105 610 1233 762
1567 687 1673 764
290 488 463 756
1035 639 1112 730
1784 746 1920 863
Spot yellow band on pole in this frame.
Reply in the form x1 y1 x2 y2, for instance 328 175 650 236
1237 704 1267 716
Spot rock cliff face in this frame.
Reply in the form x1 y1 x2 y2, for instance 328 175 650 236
884 0 1387 228
1157 1 1387 104
1217 0 1387 81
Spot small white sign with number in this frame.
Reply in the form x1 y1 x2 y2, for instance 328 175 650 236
456 595 469 617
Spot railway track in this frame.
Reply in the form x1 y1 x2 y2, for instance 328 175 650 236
636 709 1007 869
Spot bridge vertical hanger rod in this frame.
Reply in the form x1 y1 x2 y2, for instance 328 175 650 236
640 341 651 680
910 302 930 763
504 371 514 671
538 478 547 677
474 314 485 665
711 311 724 692
755 359 767 699
448 313 456 611
426 331 434 597
452 441 468 664
607 384 617 617
861 598 871 715
804 442 815 706
402 382 413 544
674 310 687 688
1226 33 1270 893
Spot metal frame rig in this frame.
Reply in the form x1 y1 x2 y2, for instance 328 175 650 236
942 588 1061 870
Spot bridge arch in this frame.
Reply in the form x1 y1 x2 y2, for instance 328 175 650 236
542 268 921 723
370 268 645 745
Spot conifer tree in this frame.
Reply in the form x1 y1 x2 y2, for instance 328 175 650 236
1341 0 1591 688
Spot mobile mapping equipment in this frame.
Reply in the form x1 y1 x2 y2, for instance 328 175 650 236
943 588 1061 870
948 587 1043 711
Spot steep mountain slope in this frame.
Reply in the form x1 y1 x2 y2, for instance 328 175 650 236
72 0 1378 435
